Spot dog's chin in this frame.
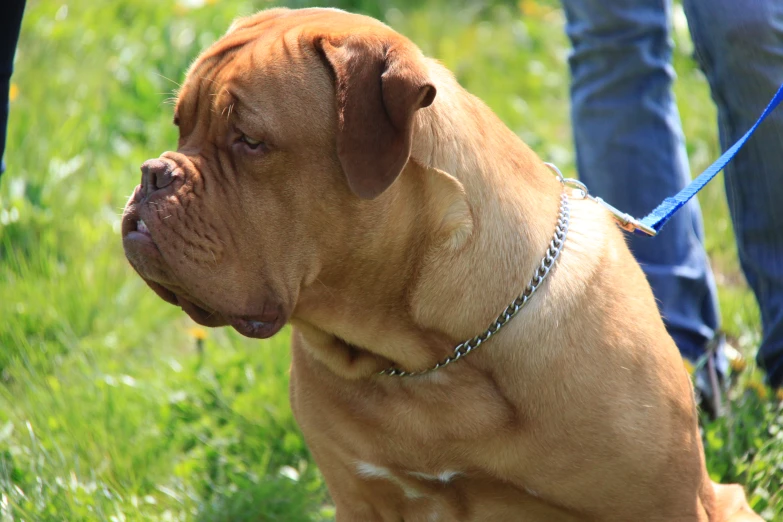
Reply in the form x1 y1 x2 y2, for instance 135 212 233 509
181 302 285 339
144 280 286 339
175 294 230 328
135 278 227 327
177 299 285 338
229 316 286 339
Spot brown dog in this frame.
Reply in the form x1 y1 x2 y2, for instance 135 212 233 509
122 8 761 521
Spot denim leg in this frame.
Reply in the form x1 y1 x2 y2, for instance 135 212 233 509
0 0 26 176
684 0 783 388
562 0 720 361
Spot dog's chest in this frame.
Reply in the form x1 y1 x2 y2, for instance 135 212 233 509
342 458 582 521
291 345 595 520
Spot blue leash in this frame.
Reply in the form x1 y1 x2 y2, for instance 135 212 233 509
552 82 783 237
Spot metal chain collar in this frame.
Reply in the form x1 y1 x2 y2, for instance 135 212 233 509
379 178 571 377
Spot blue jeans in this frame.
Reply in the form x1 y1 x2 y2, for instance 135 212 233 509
562 0 783 387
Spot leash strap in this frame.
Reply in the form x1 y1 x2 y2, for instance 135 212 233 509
637 82 783 236
558 83 783 237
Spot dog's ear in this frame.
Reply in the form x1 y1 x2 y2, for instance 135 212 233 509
315 34 436 199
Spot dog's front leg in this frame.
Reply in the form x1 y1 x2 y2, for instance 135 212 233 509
315 457 401 522
333 502 386 522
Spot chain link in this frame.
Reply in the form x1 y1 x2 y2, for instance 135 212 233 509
379 189 571 377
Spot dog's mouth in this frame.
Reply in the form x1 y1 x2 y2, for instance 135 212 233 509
136 218 150 236
122 213 156 246
137 273 285 338
122 195 287 340
121 192 159 250
229 316 285 339
147 280 285 338
176 293 285 338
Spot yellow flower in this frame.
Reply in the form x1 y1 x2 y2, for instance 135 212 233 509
729 356 747 373
682 358 695 375
174 2 189 16
46 375 61 392
188 327 208 340
776 388 783 402
745 380 768 400
519 0 552 18
9 83 19 102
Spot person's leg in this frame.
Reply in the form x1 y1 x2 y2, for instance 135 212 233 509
0 0 27 176
683 0 783 388
562 0 721 364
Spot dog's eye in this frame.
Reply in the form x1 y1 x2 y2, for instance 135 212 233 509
239 133 265 150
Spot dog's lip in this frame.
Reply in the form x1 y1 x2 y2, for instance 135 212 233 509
121 187 144 236
121 200 156 247
146 280 178 305
169 292 285 336
230 315 285 339
122 213 164 275
122 209 165 273
124 229 153 243
177 297 286 337
175 294 228 327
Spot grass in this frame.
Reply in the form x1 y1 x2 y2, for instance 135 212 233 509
1 0 781 520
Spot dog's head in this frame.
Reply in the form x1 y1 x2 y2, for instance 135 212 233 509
121 8 436 338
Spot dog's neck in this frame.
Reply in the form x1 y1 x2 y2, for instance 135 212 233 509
408 63 563 339
292 62 568 379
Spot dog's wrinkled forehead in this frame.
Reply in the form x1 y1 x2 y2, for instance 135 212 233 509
174 8 392 144
174 18 283 134
174 7 436 200
177 6 392 100
223 7 393 40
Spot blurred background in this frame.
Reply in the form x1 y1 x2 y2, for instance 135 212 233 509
0 0 780 520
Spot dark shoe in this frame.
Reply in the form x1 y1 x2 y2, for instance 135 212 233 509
691 333 744 419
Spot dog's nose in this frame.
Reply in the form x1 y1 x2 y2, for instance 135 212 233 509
140 158 178 197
